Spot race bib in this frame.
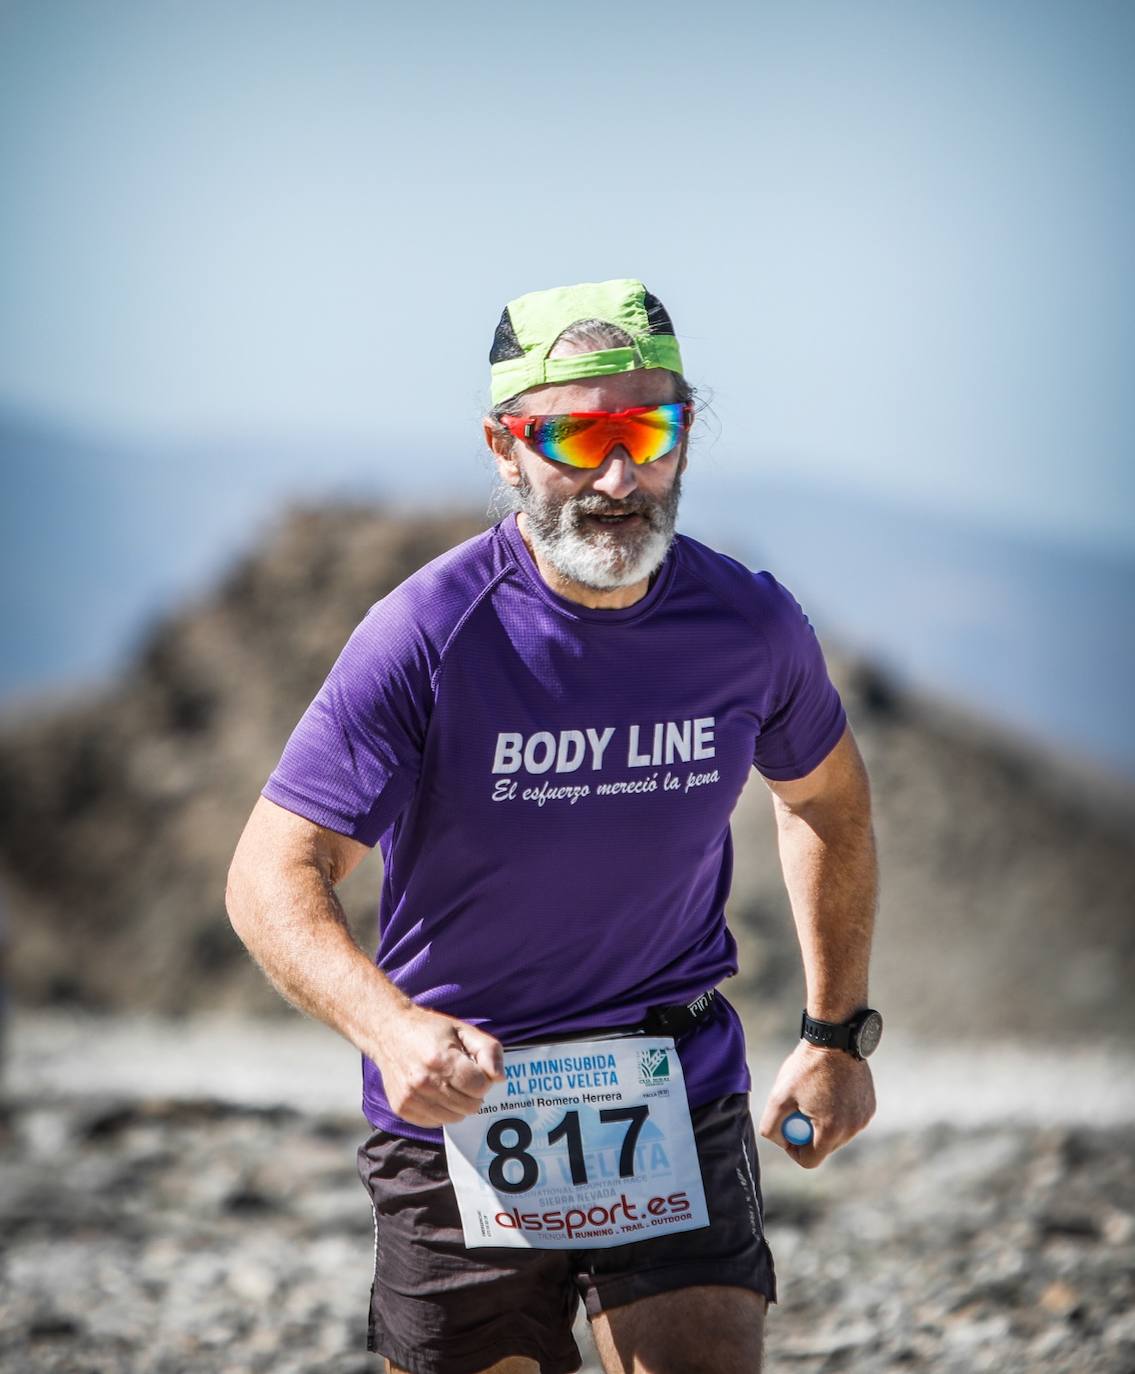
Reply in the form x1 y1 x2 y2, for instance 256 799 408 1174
443 1035 709 1249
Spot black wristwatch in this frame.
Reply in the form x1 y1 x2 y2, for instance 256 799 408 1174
800 1008 883 1060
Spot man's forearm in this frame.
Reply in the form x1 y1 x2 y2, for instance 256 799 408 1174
772 795 878 1022
225 857 409 1063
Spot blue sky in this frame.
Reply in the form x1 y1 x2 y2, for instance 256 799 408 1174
2 0 1133 552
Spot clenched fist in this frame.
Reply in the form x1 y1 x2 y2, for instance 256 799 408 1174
759 1040 876 1168
370 1004 505 1128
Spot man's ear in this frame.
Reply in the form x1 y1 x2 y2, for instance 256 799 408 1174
482 416 502 456
484 416 521 486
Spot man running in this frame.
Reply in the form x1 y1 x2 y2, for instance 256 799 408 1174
226 279 880 1374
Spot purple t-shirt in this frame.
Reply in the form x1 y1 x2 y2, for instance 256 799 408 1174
263 514 846 1142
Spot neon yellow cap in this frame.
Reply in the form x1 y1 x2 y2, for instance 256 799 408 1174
489 279 684 406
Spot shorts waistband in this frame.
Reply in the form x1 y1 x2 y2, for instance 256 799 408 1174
516 988 722 1048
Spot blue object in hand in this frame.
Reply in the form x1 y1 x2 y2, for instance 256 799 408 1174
781 1111 814 1146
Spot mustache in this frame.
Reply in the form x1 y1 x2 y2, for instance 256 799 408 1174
568 492 661 519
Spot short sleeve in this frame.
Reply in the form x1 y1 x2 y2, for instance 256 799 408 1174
261 597 433 846
751 573 847 781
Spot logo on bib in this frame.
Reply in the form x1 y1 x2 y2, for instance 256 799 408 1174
639 1048 672 1084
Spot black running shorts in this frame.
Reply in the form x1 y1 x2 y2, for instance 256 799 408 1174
356 1092 777 1374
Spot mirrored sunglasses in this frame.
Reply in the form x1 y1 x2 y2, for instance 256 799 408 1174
500 402 692 469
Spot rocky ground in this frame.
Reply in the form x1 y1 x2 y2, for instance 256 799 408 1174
2 1090 1133 1374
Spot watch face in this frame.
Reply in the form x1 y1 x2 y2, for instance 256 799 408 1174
854 1010 883 1059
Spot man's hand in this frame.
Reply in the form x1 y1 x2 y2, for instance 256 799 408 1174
758 1041 875 1168
370 1004 505 1129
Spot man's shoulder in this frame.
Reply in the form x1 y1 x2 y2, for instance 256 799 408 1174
361 521 514 647
392 521 505 597
674 531 788 625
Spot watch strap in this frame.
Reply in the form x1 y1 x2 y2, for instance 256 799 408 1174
800 1010 856 1051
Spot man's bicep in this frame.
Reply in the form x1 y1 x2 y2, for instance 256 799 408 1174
232 795 374 890
761 723 869 815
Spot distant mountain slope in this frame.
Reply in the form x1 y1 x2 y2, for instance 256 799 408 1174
0 505 1131 1041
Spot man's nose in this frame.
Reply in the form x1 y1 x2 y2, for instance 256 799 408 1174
589 447 638 500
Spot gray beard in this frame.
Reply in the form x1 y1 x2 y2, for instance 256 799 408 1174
504 468 682 592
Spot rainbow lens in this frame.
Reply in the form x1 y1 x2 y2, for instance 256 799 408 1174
525 404 689 469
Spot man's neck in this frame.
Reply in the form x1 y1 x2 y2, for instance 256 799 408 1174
515 513 652 610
